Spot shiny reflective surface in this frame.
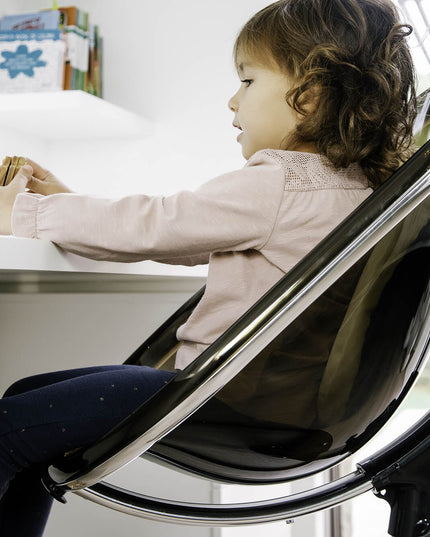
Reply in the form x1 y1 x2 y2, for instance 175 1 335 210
74 470 373 526
43 138 430 497
34 86 430 525
151 187 430 481
74 409 430 526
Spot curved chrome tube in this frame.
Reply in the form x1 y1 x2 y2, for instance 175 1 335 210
50 167 430 491
74 409 430 525
75 470 372 526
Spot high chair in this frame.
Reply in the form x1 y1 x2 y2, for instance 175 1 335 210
42 93 430 537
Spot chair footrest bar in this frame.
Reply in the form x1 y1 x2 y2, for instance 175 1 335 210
75 470 372 526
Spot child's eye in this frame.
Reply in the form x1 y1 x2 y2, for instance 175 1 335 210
240 79 253 87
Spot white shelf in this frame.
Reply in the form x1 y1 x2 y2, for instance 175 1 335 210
0 90 153 141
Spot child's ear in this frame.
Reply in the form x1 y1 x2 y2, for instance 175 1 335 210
296 84 321 116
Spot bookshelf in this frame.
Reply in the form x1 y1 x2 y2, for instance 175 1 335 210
0 90 153 141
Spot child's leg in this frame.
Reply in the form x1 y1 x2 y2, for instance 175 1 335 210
0 464 53 537
0 367 129 537
0 365 176 537
2 365 133 397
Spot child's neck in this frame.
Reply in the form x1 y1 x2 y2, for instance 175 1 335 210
288 141 318 154
297 143 318 154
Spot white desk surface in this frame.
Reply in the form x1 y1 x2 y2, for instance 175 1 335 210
0 236 207 293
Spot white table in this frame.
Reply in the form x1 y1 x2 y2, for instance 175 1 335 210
0 236 207 293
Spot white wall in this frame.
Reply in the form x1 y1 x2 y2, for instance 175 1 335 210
0 0 272 198
1 0 428 197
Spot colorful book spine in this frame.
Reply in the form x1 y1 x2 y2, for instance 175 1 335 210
74 8 89 91
59 6 89 91
58 6 76 90
86 23 102 97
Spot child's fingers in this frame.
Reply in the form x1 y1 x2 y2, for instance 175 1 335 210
12 165 33 190
24 158 50 181
26 176 50 195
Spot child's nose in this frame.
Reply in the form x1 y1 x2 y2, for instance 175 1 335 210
228 92 239 112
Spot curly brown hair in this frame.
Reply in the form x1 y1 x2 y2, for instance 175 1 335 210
234 0 417 187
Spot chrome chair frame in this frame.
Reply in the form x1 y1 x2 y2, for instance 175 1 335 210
22 80 423 536
74 409 430 527
41 139 430 535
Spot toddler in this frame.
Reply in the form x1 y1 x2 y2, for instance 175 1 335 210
0 0 417 535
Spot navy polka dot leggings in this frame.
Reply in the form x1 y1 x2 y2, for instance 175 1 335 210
0 365 176 536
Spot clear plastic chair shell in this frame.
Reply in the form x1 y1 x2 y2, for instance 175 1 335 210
41 107 430 534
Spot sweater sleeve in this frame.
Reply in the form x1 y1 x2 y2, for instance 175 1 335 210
11 154 285 265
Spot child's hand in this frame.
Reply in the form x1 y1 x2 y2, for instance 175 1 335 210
25 158 73 196
0 165 33 235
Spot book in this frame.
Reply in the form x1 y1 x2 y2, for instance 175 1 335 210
86 23 102 97
58 6 77 90
0 10 60 31
0 156 25 187
74 8 89 90
0 29 65 93
59 6 89 91
0 7 101 95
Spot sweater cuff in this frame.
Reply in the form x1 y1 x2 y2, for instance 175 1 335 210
11 193 43 239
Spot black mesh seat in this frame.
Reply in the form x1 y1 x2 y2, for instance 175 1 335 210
41 96 430 536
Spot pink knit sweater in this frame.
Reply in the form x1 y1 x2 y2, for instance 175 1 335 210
12 150 372 369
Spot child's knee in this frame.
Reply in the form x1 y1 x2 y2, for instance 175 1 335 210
2 377 37 398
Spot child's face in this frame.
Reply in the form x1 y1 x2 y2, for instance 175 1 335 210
229 54 305 159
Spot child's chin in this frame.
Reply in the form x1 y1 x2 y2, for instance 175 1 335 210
241 145 253 160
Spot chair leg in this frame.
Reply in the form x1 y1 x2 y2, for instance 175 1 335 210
373 435 430 537
375 486 429 537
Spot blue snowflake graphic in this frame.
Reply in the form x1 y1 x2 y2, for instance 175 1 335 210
0 44 46 78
